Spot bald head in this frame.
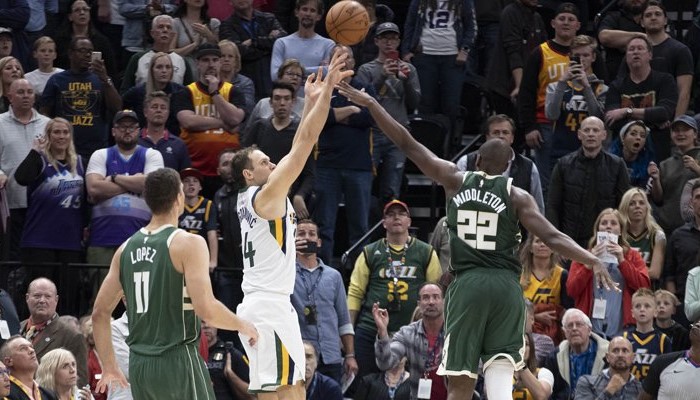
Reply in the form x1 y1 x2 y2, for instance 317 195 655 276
26 278 58 323
8 78 35 111
476 139 511 175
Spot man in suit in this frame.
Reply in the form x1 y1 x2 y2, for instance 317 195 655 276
1 335 56 400
20 278 88 386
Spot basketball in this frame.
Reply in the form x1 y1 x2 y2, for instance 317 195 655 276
325 1 370 46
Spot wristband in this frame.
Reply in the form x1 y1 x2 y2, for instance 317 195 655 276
209 89 220 97
344 353 355 359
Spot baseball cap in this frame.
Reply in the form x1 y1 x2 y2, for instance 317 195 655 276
113 110 139 124
180 168 203 182
195 43 221 59
375 22 400 37
0 27 12 36
383 199 410 216
671 114 698 131
555 2 579 19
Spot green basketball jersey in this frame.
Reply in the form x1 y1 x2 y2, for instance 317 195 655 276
446 171 521 274
357 237 432 333
120 225 201 356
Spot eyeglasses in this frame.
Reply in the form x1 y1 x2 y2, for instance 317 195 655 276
71 48 94 54
116 125 139 133
563 321 587 330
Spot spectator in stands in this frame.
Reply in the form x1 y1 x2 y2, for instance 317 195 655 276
512 333 554 400
609 121 655 189
372 283 447 400
246 58 305 128
291 219 356 383
40 36 122 161
0 360 9 398
270 0 333 88
574 336 642 399
545 308 610 399
79 316 103 400
639 317 700 398
0 56 23 113
1 336 56 400
649 114 700 235
604 36 677 161
402 0 475 143
303 341 343 400
524 299 556 365
242 82 313 218
568 208 651 337
519 2 581 194
0 3 31 70
0 289 20 347
663 181 700 326
354 356 411 400
218 40 255 115
314 45 374 263
220 0 286 100
545 35 608 167
0 78 49 263
15 118 85 314
54 0 116 78
24 37 63 97
520 234 571 344
24 0 55 49
122 52 187 137
637 1 693 117
119 0 177 55
687 266 700 323
175 43 247 198
348 199 441 381
654 289 690 352
597 0 646 79
121 15 194 92
357 21 420 205
457 114 544 212
485 0 546 121
36 348 93 400
178 168 218 272
201 320 252 400
618 187 665 284
547 116 631 247
85 110 164 280
20 278 88 386
624 288 672 382
171 0 220 59
0 27 11 59
213 149 244 334
137 91 191 171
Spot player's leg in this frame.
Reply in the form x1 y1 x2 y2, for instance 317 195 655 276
258 392 279 400
446 375 477 400
276 381 305 400
483 359 516 399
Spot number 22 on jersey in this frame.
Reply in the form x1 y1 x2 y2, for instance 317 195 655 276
456 210 499 250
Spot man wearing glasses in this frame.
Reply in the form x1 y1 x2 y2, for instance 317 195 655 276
40 36 122 162
85 110 163 300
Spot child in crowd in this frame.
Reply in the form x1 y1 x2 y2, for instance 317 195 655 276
24 36 63 96
624 288 671 381
654 289 691 351
178 168 218 273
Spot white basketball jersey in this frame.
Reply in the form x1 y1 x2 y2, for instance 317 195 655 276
237 186 297 296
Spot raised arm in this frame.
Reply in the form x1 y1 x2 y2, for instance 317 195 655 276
337 82 463 195
253 51 353 219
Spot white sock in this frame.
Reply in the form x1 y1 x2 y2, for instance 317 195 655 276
484 358 515 400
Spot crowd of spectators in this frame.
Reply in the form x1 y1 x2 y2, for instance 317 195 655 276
1 0 700 399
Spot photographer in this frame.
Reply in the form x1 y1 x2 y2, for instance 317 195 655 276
201 321 253 400
291 219 357 384
348 200 441 381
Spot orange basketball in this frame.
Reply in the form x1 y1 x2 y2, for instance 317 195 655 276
325 1 370 46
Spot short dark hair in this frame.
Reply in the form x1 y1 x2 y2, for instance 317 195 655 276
297 218 317 228
144 168 181 215
69 36 91 50
271 81 296 97
295 0 324 14
627 35 653 53
482 114 515 136
644 0 667 17
231 146 258 190
418 282 444 297
144 90 170 108
692 180 700 197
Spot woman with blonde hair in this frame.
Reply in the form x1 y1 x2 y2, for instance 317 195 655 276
36 348 93 400
519 235 571 344
568 208 650 337
219 40 255 113
0 56 24 112
512 333 553 400
618 187 666 285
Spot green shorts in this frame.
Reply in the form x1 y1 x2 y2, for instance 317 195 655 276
129 343 215 399
438 268 526 378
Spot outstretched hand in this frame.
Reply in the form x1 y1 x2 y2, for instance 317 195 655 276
590 259 620 292
336 81 374 108
95 369 129 394
304 50 354 105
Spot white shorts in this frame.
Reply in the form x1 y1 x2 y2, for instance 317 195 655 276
237 292 305 392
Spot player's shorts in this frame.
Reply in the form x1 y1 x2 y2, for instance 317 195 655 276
237 292 305 392
129 343 214 399
438 267 526 378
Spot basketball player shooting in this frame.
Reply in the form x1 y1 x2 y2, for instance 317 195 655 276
337 82 617 400
230 50 353 400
